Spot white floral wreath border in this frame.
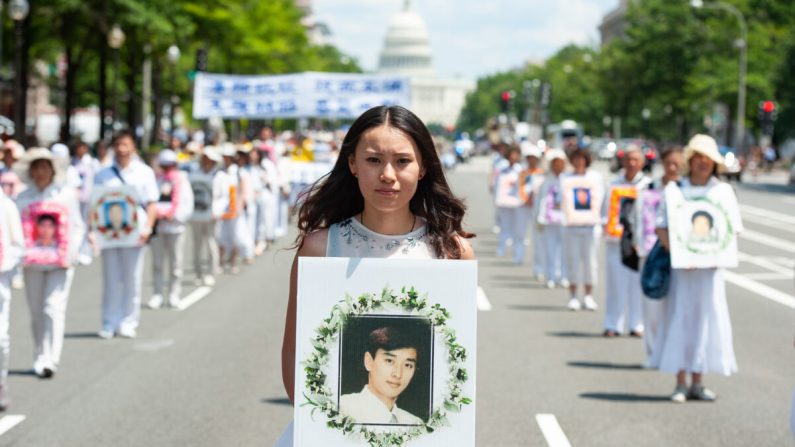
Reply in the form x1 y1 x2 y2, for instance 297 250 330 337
302 286 471 446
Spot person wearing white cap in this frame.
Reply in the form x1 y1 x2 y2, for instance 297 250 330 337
188 147 229 286
518 142 545 275
534 148 570 288
50 143 82 191
14 148 85 377
0 141 26 290
93 131 158 339
217 143 249 273
147 149 194 309
256 141 282 246
601 144 650 337
70 140 101 266
652 134 742 403
0 186 24 407
493 146 525 264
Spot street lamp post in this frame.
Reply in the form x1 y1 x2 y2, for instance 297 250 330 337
691 0 747 153
107 24 125 137
10 0 29 140
166 44 180 137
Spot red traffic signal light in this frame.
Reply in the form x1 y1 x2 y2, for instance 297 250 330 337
762 100 775 113
501 91 511 102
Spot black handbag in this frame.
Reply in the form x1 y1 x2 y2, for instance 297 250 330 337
642 240 671 299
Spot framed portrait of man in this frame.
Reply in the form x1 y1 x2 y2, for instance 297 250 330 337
89 185 142 249
294 258 477 447
605 186 637 238
189 178 214 221
20 201 69 268
494 169 521 208
561 176 603 226
665 182 741 268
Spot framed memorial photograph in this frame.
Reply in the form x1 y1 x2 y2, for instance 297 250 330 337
635 189 663 257
156 176 176 216
294 258 477 447
190 178 214 221
561 176 603 226
665 182 741 269
605 185 637 238
518 170 544 204
89 185 141 249
494 170 521 208
21 201 69 268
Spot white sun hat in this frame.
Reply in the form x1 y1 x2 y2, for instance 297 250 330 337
14 147 69 185
684 133 724 165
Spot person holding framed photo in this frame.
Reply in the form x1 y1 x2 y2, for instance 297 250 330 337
277 105 475 446
534 148 570 289
0 186 24 408
15 148 85 378
653 134 742 403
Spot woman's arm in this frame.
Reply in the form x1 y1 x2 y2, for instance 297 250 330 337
655 228 670 251
281 229 328 403
457 236 476 260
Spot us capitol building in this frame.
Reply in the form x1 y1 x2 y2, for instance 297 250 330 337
377 0 474 128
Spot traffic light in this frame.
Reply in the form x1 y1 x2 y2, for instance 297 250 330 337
195 47 208 72
499 90 515 114
758 100 778 136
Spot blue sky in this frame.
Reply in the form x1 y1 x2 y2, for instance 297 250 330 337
313 0 618 80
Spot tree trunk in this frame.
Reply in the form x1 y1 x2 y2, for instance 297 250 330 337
151 56 163 147
98 31 107 143
125 41 138 136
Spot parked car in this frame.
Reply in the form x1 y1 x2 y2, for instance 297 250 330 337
609 139 657 173
718 146 744 182
590 138 618 160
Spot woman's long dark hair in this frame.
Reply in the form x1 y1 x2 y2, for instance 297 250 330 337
294 105 474 259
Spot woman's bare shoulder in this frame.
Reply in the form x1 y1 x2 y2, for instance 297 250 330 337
297 228 329 257
456 235 476 260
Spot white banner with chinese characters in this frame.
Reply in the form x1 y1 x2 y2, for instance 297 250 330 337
192 72 411 119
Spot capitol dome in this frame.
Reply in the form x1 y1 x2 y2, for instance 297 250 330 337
378 0 435 77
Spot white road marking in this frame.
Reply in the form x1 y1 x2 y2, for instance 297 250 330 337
740 229 795 255
535 414 572 447
724 270 795 309
738 252 795 276
132 339 176 352
739 204 795 225
476 286 492 311
740 212 795 233
742 272 793 281
0 415 25 436
176 286 212 311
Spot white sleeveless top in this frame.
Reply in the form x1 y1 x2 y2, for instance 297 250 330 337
325 217 435 259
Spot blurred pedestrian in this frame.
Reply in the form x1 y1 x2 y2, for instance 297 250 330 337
237 145 258 262
0 187 24 408
653 134 742 403
71 140 100 266
518 142 544 277
535 148 569 288
562 149 602 311
15 148 85 377
188 147 227 287
277 106 475 446
147 149 194 309
635 147 683 366
602 145 650 337
0 142 25 289
217 144 249 274
93 131 158 339
494 146 524 264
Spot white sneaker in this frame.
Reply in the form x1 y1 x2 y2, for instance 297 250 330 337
167 294 181 308
97 329 114 340
567 297 582 311
11 276 23 290
147 294 164 309
560 279 571 288
546 280 556 289
203 275 216 287
118 327 137 339
583 295 598 311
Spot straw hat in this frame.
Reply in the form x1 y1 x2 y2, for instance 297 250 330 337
14 147 69 185
684 134 724 166
201 146 223 164
220 143 237 158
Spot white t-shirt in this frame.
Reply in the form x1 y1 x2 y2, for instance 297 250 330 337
339 385 423 425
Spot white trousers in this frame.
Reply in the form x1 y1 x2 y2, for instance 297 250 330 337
603 242 644 333
218 216 249 252
541 224 567 282
151 232 185 298
0 272 11 380
260 189 278 242
23 267 74 373
640 258 667 359
563 227 598 286
242 205 257 259
496 207 526 263
101 246 145 332
529 215 545 276
275 196 289 238
191 221 219 278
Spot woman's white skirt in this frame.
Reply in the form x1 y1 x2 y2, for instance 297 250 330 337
652 268 737 375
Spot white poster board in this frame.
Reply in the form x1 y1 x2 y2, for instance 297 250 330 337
294 258 477 447
665 182 741 269
561 175 603 226
189 177 214 221
89 185 143 249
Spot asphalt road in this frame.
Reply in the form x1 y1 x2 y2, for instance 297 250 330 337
0 157 792 446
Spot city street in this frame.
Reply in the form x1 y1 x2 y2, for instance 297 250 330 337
0 157 791 446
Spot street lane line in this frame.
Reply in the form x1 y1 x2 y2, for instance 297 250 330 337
738 252 795 276
740 229 795 255
742 273 793 281
740 213 795 233
724 270 795 309
176 286 212 311
477 286 492 311
0 415 25 436
739 204 795 225
536 414 572 447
